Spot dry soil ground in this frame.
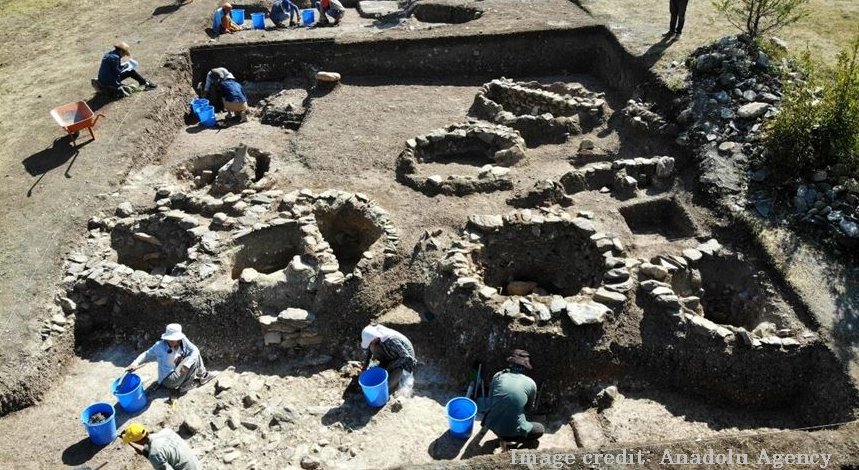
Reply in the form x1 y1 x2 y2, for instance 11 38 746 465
0 0 858 468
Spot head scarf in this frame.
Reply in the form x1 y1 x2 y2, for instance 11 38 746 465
361 324 403 349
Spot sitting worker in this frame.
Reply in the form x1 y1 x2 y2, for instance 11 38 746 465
315 0 345 26
121 422 201 470
126 323 215 393
271 0 300 27
361 324 416 395
213 3 243 35
95 42 156 97
215 71 249 122
202 67 235 112
482 349 545 450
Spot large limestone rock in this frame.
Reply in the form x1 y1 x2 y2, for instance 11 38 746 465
211 144 257 195
566 301 611 325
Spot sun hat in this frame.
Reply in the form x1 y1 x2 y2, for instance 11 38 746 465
114 42 131 56
121 422 148 444
161 323 186 341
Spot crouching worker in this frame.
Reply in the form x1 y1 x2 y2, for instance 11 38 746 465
482 349 544 450
95 42 156 97
121 422 201 470
202 67 235 112
361 324 416 395
271 0 300 27
216 71 249 122
126 323 215 393
213 3 244 35
315 0 345 26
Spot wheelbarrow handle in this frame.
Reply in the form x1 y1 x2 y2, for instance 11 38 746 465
92 113 106 126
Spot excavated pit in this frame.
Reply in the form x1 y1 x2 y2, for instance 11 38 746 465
179 145 272 193
481 220 605 297
693 253 793 330
619 197 697 239
110 214 197 273
230 222 305 278
314 206 384 274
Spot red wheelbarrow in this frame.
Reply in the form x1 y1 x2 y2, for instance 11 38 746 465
50 101 105 146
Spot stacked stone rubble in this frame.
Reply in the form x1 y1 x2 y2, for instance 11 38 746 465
258 308 322 348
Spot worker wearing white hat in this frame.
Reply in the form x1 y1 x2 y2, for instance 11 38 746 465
126 323 215 393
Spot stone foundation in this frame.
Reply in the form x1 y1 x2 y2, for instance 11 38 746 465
396 122 526 196
470 78 607 146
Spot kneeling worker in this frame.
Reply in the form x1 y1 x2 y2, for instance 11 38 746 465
121 422 201 470
482 349 544 449
361 324 416 394
126 323 215 393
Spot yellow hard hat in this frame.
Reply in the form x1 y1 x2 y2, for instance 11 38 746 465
121 423 148 444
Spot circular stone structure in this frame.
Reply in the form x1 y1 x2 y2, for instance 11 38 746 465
175 144 273 195
428 208 632 328
470 78 608 146
396 122 526 196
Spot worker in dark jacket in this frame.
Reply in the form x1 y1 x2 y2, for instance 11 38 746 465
219 74 248 122
482 349 544 449
96 42 156 95
361 324 416 394
271 0 300 27
665 0 690 37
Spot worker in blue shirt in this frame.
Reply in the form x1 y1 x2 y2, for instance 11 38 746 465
209 68 249 123
96 42 156 96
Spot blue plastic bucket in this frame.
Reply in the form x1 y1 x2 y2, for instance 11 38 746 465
80 402 117 446
301 8 315 26
251 12 266 29
358 367 389 407
112 373 147 413
191 98 209 114
231 8 245 25
445 397 477 439
197 105 217 128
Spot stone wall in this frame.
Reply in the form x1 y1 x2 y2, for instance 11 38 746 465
396 122 526 196
470 78 607 145
63 186 401 360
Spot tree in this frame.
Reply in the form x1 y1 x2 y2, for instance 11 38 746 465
712 0 809 39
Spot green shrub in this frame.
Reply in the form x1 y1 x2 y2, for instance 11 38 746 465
764 52 823 176
765 34 859 178
712 0 809 39
819 35 859 174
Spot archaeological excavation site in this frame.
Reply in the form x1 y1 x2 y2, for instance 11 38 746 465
2 0 859 468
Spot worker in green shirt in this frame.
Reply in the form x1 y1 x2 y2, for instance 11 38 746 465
121 422 201 470
482 349 544 449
